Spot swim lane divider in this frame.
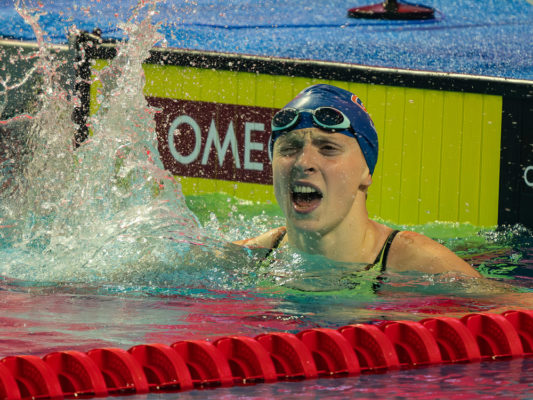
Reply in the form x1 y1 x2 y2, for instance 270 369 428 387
1 310 532 399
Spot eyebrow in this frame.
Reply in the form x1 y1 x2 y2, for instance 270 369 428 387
311 136 343 146
276 131 346 149
276 134 303 146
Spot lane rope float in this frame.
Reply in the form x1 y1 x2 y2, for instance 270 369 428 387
0 310 532 399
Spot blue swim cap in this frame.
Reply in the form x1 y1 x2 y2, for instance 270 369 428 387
270 84 378 174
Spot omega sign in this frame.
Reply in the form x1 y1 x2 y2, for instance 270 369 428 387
148 98 276 185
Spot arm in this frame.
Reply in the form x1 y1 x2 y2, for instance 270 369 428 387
233 226 286 249
386 231 481 278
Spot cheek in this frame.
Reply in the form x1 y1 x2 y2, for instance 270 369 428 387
325 162 361 195
272 159 285 184
272 159 289 201
331 171 357 197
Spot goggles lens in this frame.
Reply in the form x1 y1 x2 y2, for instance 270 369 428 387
271 107 351 133
314 107 345 126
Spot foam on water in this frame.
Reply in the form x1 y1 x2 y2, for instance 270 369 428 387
0 0 230 287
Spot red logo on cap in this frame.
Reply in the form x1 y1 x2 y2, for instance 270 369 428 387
351 94 368 112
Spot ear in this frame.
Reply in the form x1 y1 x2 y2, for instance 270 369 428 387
359 167 372 191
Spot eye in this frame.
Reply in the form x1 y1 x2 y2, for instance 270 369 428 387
276 142 300 156
319 142 341 155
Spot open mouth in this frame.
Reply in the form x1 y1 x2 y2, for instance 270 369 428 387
291 184 323 213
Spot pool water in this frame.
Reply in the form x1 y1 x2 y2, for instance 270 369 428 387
0 1 532 398
1 0 532 79
0 222 532 399
1 194 532 398
131 358 533 399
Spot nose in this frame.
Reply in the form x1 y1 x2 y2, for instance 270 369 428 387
293 142 318 173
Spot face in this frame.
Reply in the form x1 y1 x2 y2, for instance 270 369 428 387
272 127 372 236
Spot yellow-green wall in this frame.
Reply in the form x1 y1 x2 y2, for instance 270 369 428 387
92 62 503 226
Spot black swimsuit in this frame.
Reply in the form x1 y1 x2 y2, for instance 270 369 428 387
371 229 400 272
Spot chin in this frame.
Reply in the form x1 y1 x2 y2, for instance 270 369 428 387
287 217 324 234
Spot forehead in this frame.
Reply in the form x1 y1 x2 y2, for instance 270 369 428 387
275 127 355 145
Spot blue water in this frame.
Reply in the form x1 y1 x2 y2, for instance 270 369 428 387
1 0 532 79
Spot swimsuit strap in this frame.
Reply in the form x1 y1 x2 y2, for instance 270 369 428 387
372 230 400 272
262 227 287 260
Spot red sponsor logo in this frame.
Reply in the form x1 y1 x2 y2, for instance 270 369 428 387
350 94 368 112
149 98 277 184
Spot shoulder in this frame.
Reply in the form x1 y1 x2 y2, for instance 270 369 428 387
233 226 287 249
386 230 481 277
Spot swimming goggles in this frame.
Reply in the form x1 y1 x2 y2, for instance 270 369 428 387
271 107 353 134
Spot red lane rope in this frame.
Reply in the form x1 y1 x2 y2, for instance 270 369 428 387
1 310 532 399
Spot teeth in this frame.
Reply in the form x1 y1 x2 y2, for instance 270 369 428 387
293 185 318 194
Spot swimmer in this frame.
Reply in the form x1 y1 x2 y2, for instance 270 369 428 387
235 84 480 278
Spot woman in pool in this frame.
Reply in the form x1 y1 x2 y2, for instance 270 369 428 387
235 84 480 278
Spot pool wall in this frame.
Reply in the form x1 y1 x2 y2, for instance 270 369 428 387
1 36 532 228
85 38 532 228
